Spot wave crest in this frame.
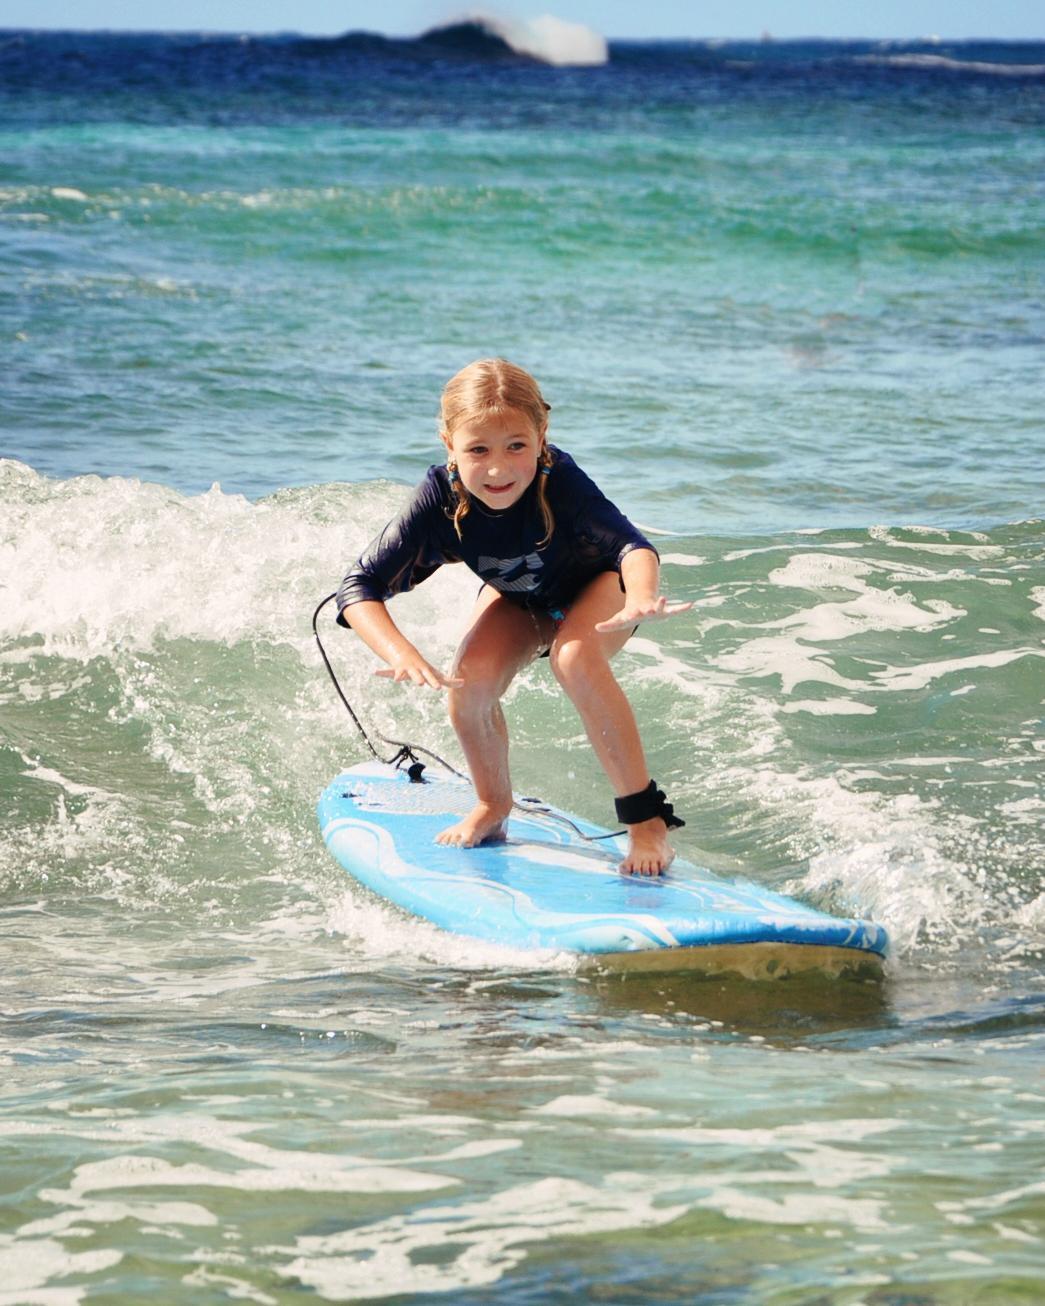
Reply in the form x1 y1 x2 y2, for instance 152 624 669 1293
424 13 608 66
857 52 1045 77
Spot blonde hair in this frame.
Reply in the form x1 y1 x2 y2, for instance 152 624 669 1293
440 358 555 543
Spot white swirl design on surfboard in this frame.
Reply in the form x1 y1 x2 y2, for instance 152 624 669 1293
318 765 889 959
324 817 682 951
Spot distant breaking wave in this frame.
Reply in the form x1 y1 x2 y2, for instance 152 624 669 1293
293 13 607 67
445 12 608 66
857 52 1045 77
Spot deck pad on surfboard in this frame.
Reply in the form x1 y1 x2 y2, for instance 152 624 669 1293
318 762 888 976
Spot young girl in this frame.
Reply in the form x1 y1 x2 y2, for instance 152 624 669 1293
336 358 692 876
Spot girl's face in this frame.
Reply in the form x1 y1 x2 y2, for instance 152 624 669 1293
444 409 544 511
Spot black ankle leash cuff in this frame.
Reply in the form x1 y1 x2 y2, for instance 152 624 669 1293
614 780 685 830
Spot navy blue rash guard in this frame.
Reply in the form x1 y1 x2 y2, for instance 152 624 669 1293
335 447 656 626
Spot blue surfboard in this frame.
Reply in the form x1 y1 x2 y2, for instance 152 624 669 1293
318 762 888 978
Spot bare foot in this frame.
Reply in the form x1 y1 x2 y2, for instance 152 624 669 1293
620 816 675 877
435 801 511 848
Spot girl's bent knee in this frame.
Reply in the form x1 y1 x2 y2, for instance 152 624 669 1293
448 678 502 719
549 639 609 690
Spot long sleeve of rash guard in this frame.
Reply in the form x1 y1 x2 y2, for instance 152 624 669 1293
335 468 456 626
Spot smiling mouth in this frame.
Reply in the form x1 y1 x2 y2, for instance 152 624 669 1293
484 483 515 494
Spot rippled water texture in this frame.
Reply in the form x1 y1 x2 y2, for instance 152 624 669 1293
1 29 1044 1305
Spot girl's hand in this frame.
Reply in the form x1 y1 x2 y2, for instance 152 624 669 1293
594 595 693 635
374 656 464 691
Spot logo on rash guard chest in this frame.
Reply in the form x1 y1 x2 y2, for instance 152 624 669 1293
477 552 544 593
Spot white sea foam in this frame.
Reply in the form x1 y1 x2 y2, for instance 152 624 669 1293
341 1113 481 1134
0 1235 122 1305
1014 894 1045 931
712 634 863 695
626 636 728 701
531 1094 658 1118
871 648 1044 693
617 1116 898 1150
17 759 122 803
635 523 684 537
275 1176 685 1298
0 463 476 871
326 890 577 973
0 780 137 896
766 554 966 631
724 542 863 561
613 1118 895 1229
0 462 471 664
21 1199 217 1239
696 1186 887 1229
800 818 987 954
659 552 707 566
270 1113 898 1299
181 1267 277 1305
707 551 984 698
22 1113 490 1199
453 11 608 66
713 731 991 957
5 1117 546 1301
781 699 876 716
868 526 1003 559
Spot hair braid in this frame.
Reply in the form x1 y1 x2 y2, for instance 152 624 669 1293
447 460 472 536
535 443 555 547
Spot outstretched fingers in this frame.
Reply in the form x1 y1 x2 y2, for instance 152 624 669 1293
594 598 694 635
374 666 464 690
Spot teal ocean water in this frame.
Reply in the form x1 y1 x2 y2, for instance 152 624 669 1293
2 26 1044 1304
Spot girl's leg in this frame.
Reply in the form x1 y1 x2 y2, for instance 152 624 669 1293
548 571 674 876
437 587 555 847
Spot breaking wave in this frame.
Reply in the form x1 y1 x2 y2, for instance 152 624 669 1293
433 13 608 67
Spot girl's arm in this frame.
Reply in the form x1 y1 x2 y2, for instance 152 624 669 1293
344 600 463 691
593 548 693 634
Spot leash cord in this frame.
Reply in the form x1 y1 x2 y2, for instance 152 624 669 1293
312 592 624 842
